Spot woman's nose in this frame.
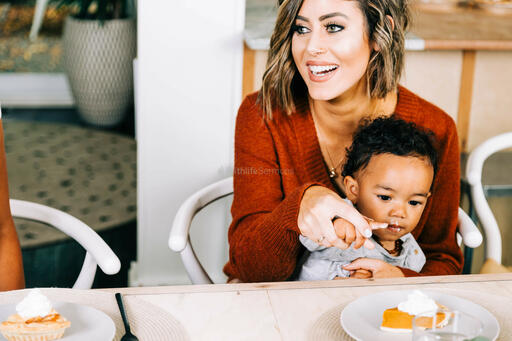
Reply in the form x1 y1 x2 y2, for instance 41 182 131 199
306 32 326 57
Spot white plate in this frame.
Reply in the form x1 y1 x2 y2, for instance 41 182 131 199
0 302 116 341
340 290 500 341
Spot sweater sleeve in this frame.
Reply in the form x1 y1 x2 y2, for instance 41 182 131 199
403 116 463 277
223 96 316 282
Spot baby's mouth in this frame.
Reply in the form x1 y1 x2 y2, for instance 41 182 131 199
386 224 403 233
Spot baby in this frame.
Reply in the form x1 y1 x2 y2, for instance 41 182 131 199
298 116 438 280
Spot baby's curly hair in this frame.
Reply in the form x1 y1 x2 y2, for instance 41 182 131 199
342 116 438 178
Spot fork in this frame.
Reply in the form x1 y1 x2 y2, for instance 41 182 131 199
115 293 139 341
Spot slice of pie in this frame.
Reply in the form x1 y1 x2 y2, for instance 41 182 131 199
380 305 449 333
380 290 451 333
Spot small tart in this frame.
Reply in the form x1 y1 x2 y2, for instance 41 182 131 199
0 308 71 341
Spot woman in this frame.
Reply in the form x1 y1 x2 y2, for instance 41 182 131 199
0 119 25 290
224 0 462 282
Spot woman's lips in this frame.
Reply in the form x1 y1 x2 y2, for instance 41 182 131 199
306 64 339 82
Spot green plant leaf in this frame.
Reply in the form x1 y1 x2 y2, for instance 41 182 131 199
79 0 93 19
96 0 103 21
53 0 131 20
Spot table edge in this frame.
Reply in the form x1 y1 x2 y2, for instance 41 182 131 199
102 273 512 295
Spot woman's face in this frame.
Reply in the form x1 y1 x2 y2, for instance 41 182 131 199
291 0 373 101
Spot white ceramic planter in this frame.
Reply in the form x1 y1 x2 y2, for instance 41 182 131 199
63 17 136 127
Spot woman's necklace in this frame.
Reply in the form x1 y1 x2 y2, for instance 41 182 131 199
312 109 345 179
324 145 344 179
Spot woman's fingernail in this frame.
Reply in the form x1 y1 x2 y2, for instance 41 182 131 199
364 229 372 238
371 223 387 229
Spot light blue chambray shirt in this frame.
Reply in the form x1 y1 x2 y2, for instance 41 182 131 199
298 232 426 281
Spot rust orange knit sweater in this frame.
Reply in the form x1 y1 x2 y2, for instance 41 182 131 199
224 86 462 282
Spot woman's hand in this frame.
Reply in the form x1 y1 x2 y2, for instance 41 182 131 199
343 258 405 278
298 186 386 250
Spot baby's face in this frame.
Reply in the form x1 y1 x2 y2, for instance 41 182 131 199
352 153 434 243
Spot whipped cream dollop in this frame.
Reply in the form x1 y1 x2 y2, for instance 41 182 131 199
397 290 437 316
15 289 53 320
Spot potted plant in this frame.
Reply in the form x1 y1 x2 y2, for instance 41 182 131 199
58 0 136 127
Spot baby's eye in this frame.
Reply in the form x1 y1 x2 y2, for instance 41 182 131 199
293 24 310 35
325 24 344 33
408 200 423 206
377 195 391 201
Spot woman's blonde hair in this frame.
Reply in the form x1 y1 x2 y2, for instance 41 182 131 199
258 0 410 119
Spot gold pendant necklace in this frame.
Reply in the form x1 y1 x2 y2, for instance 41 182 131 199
329 168 337 178
325 146 344 179
311 105 345 179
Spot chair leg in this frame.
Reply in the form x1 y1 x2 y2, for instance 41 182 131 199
462 247 474 274
29 0 50 42
460 178 479 274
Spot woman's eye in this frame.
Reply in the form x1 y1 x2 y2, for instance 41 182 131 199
293 24 310 35
408 200 423 206
377 195 391 201
325 23 344 33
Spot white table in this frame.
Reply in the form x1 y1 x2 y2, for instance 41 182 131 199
3 274 511 340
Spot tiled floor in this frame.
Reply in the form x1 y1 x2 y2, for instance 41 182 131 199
3 106 136 288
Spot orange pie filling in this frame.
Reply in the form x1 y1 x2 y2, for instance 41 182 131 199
0 290 71 340
380 307 449 333
0 309 71 333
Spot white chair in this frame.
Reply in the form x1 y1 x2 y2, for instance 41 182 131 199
466 132 512 266
169 177 482 284
0 103 120 288
169 177 233 285
10 199 121 289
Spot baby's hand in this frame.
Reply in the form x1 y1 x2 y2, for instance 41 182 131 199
331 216 387 250
348 269 372 279
332 218 366 249
343 258 405 278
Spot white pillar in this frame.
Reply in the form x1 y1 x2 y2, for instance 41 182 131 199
133 0 245 285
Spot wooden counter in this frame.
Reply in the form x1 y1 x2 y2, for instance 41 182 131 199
244 2 512 52
410 5 512 50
